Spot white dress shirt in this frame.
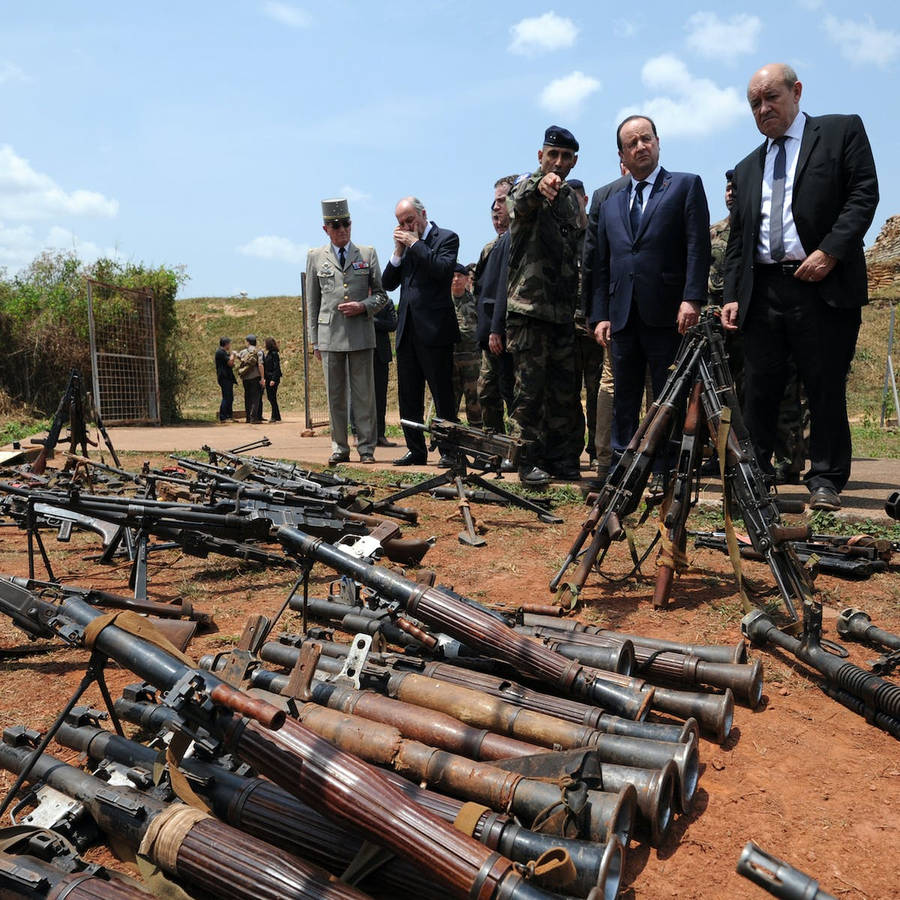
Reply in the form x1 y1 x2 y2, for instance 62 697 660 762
756 112 807 263
629 166 661 216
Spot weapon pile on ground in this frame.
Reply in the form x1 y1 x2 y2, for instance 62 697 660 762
0 501 777 898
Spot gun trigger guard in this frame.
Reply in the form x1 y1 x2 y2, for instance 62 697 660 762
818 638 849 658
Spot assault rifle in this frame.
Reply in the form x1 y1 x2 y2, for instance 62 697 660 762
692 531 889 578
374 419 562 546
551 312 814 622
0 579 575 900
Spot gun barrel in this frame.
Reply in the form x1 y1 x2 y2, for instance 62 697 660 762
737 842 837 900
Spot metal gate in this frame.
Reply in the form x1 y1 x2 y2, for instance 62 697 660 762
87 279 161 425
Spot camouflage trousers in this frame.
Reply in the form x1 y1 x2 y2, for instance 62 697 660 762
477 349 515 433
506 314 584 467
574 331 604 460
453 351 483 428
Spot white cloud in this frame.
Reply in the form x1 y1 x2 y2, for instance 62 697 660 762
0 222 119 269
339 184 371 205
823 15 900 68
262 1 310 28
0 61 26 85
0 145 118 220
509 12 577 55
238 235 309 265
685 12 761 61
539 71 601 118
615 55 745 138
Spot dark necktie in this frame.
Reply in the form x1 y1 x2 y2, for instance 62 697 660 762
630 180 648 236
339 247 346 269
770 137 787 261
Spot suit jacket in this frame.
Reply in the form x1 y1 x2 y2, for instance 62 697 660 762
589 168 711 333
724 113 879 325
305 241 387 352
382 221 460 348
581 174 631 316
373 300 397 365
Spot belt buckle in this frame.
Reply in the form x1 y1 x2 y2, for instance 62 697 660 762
780 261 800 275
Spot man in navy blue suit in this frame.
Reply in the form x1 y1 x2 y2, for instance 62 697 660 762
382 196 460 465
588 115 710 469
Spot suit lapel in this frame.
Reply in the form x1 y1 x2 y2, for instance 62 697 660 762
748 143 766 229
794 113 819 188
635 168 670 240
617 188 632 239
343 242 360 270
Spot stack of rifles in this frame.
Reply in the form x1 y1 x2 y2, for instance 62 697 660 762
0 440 771 900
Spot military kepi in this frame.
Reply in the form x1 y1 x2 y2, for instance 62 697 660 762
543 126 578 153
321 198 350 221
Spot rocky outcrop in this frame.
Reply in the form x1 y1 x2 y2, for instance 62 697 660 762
866 215 900 296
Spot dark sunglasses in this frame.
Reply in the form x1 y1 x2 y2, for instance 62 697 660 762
328 218 351 229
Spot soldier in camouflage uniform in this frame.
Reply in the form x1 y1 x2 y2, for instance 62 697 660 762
507 126 585 485
451 263 482 428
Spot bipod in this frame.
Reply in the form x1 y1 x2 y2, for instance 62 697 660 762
377 448 562 547
0 649 123 820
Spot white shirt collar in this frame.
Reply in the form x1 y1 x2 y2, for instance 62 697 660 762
631 165 661 191
332 242 350 258
766 111 805 151
421 221 433 242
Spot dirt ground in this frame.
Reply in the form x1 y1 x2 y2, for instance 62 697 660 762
0 454 898 899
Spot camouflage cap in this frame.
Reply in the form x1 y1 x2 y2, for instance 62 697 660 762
453 263 467 275
543 126 579 152
567 178 586 194
321 198 350 221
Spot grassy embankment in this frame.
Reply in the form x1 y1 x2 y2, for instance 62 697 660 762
2 293 898 457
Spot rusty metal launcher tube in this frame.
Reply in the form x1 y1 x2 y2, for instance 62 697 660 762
310 680 544 761
515 627 636 675
65 720 622 900
0 851 154 899
518 626 760 708
597 762 677 848
259 639 697 745
0 742 370 900
285 700 636 847
276 526 652 720
521 617 748 665
48 594 563 900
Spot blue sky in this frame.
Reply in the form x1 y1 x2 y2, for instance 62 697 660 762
2 2 897 299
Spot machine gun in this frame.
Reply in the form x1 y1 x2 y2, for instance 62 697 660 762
29 370 92 476
0 579 574 900
374 419 562 547
0 730 369 900
742 600 900 738
550 312 814 622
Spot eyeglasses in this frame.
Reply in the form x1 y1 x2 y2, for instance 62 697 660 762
328 219 351 229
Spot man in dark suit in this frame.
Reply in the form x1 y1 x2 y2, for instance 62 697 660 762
382 196 460 465
723 63 878 511
373 300 397 446
588 115 710 469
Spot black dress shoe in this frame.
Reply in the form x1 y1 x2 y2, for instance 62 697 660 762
328 451 351 466
436 455 454 469
377 437 398 447
518 466 551 487
393 451 427 466
809 486 841 511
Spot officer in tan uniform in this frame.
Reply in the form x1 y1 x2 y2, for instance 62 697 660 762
305 198 388 464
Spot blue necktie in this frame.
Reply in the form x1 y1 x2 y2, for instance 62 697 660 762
630 181 648 237
770 137 787 262
339 247 346 269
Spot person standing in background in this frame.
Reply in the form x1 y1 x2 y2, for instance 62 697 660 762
215 337 236 423
450 262 483 430
373 300 398 446
237 334 264 424
263 336 282 423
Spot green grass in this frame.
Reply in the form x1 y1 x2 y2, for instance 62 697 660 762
0 418 49 445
